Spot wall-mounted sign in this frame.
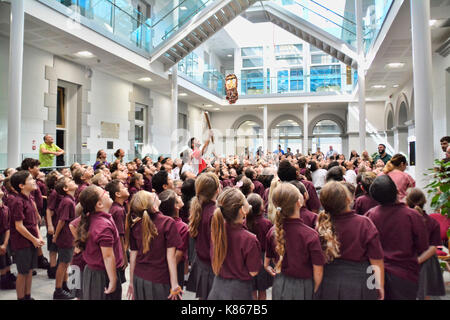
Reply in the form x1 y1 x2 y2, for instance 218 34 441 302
107 141 114 150
101 121 120 139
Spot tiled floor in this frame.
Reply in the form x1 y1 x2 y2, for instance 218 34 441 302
0 227 449 300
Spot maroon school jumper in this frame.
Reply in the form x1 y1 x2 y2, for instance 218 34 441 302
55 194 76 249
47 189 63 230
365 203 428 283
209 223 262 280
300 179 321 212
8 193 39 251
109 202 126 238
253 180 265 199
173 217 189 261
128 186 141 202
300 207 318 229
332 211 384 261
354 194 379 216
0 204 10 240
69 216 86 271
129 213 182 284
31 186 43 217
82 211 124 271
266 218 325 279
422 211 442 247
74 183 89 204
247 215 273 252
143 176 153 192
194 201 216 264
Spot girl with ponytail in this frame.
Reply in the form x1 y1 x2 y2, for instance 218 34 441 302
186 173 220 300
316 181 385 300
265 182 325 300
207 188 261 300
406 188 446 300
125 190 183 300
77 185 124 300
381 153 415 202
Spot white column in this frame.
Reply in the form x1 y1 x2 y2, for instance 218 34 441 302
7 0 24 168
303 104 309 155
171 66 178 159
263 105 268 153
410 0 434 189
356 0 366 152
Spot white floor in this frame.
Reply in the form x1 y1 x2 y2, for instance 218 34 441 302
0 227 448 300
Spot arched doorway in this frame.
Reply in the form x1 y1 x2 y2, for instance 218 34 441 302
311 119 342 154
236 120 263 156
270 119 302 154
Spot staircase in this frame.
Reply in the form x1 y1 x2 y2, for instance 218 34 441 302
242 1 358 68
150 0 261 70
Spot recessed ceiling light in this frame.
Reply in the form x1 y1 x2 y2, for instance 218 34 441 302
180 6 187 10
429 20 437 26
227 54 233 57
179 93 188 96
138 77 152 82
204 104 212 107
386 62 405 69
75 51 94 58
371 85 386 89
393 84 399 88
212 108 220 111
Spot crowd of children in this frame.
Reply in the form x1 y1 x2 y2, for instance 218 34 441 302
0 140 449 300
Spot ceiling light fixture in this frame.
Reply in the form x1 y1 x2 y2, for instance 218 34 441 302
204 104 212 107
393 84 399 88
180 6 187 10
179 93 188 96
429 19 437 26
371 85 386 89
138 77 152 82
227 54 233 57
386 62 405 69
213 108 220 111
75 51 94 58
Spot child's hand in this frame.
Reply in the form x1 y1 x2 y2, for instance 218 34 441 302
47 226 54 235
52 236 57 244
168 286 183 300
127 284 134 300
265 265 276 277
378 287 385 300
32 238 43 248
104 280 117 295
0 244 6 255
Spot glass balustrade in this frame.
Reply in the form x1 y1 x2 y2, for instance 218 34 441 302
362 0 394 53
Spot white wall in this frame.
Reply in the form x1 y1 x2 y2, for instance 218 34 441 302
149 90 172 156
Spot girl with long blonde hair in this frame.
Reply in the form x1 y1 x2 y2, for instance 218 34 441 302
125 190 182 300
265 182 324 300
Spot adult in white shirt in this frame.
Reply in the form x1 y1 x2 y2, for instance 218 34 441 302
343 160 357 186
310 160 327 189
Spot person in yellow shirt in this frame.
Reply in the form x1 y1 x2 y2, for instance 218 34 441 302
39 135 64 168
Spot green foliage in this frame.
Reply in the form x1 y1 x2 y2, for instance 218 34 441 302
425 159 450 220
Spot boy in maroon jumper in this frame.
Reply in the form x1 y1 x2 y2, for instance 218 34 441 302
105 179 129 283
9 171 45 300
366 175 428 300
244 168 265 198
21 158 50 270
138 166 153 192
52 177 78 299
0 187 15 290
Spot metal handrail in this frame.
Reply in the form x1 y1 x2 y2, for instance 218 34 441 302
308 0 356 25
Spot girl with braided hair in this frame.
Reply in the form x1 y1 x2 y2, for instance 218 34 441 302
316 181 385 300
207 188 261 300
265 182 324 300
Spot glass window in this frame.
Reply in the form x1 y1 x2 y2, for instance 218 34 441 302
310 65 341 92
241 47 263 57
312 120 341 135
290 68 304 91
242 57 263 68
236 121 262 156
275 44 303 55
275 56 303 65
241 69 264 94
135 108 144 121
277 70 289 93
276 120 302 137
311 54 339 64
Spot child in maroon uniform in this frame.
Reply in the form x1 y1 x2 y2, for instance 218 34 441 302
45 171 63 278
289 180 318 229
53 177 78 299
128 173 144 201
77 185 124 300
315 181 385 300
105 179 129 284
9 171 45 300
207 188 261 300
354 172 379 215
265 182 325 300
0 187 15 290
246 193 273 300
366 175 428 300
406 188 446 300
186 173 220 300
126 190 182 300
159 189 189 289
73 167 93 203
